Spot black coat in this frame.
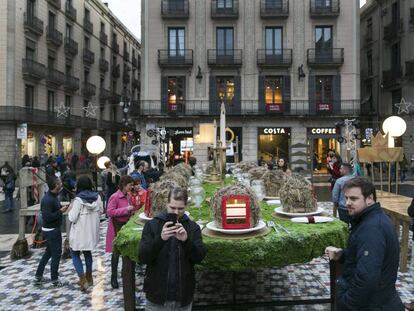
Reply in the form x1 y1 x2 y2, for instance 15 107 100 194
407 198 414 241
337 203 404 310
139 212 206 307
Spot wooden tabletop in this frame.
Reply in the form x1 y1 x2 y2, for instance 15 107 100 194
377 191 412 222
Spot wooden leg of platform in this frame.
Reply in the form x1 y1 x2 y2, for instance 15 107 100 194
330 260 343 311
122 256 136 311
400 221 409 273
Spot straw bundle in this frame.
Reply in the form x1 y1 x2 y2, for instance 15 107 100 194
210 183 261 228
160 171 188 188
279 177 317 213
248 166 268 180
262 170 286 197
172 162 193 179
149 179 180 217
234 161 258 173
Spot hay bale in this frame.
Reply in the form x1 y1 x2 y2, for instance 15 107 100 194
160 171 188 189
234 161 258 173
210 183 261 228
262 170 286 197
279 176 317 213
149 179 180 217
248 166 268 180
172 162 193 179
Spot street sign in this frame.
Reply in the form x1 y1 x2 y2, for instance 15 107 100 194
17 123 27 140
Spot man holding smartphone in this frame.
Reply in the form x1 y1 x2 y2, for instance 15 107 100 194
139 187 206 311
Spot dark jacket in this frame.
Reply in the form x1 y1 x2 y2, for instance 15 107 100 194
41 191 63 229
407 198 414 241
139 212 206 307
337 202 404 311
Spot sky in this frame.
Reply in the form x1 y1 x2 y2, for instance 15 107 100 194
103 0 141 40
360 0 366 7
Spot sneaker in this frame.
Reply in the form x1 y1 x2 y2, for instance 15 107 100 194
51 280 64 287
33 276 46 285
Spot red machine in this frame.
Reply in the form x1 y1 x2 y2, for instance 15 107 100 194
221 195 251 229
143 189 152 217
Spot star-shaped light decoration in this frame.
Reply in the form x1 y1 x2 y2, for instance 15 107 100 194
394 97 412 115
56 102 70 118
83 102 97 117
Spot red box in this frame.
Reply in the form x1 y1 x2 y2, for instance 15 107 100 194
221 195 251 229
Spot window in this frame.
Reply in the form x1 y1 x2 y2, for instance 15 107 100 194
83 100 89 117
85 8 90 21
168 28 185 57
65 62 72 75
112 106 117 122
27 0 35 17
101 47 105 58
367 50 372 76
66 24 72 38
265 0 283 9
84 69 90 83
65 95 71 112
366 17 372 39
217 77 235 105
168 76 185 112
265 27 282 56
217 0 233 9
49 11 55 29
315 76 333 112
168 0 185 11
265 77 283 111
315 26 332 50
26 39 36 60
48 56 55 69
315 0 332 9
217 28 233 52
85 36 90 49
391 42 401 68
100 22 105 32
25 85 34 109
47 91 55 112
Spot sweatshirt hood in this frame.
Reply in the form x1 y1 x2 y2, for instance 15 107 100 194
76 190 99 208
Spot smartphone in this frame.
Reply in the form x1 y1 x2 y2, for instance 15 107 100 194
166 213 177 227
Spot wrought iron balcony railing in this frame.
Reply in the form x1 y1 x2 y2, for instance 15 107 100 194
22 59 46 81
47 0 61 9
307 48 344 67
84 18 93 34
161 0 189 19
310 0 340 17
82 82 96 97
46 26 63 47
406 60 414 79
158 49 193 67
207 49 242 67
83 48 95 65
112 65 120 78
384 19 403 41
112 42 119 54
99 31 108 45
65 1 77 21
99 88 111 101
124 51 130 62
64 37 78 56
410 8 414 25
257 49 292 67
382 67 403 88
46 68 65 86
64 75 80 92
211 0 239 19
24 13 44 36
132 56 138 68
99 59 109 72
260 0 289 18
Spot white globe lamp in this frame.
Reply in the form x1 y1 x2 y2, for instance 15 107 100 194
97 156 111 169
86 135 106 155
382 116 407 148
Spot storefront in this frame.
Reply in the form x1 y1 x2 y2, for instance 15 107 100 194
307 127 340 172
21 131 37 157
63 135 73 155
258 127 291 163
165 127 194 165
207 127 243 163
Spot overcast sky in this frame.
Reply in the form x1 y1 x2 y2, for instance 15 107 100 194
102 0 365 41
103 0 141 40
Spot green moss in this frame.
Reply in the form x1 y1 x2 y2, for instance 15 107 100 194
113 182 348 271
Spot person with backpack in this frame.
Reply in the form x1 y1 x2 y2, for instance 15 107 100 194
2 167 16 213
68 176 102 291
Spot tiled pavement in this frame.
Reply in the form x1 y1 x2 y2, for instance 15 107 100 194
0 202 413 311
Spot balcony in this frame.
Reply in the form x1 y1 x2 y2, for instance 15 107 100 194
46 26 63 47
310 0 340 18
132 78 140 89
100 31 108 45
99 59 109 72
123 72 130 84
22 59 46 82
211 0 239 19
384 19 403 42
64 37 78 56
124 51 130 62
161 0 189 19
82 82 96 98
112 42 119 54
406 60 414 79
83 48 95 65
410 8 414 25
382 67 403 88
64 75 80 92
260 0 289 18
65 1 77 21
99 88 111 101
132 56 138 68
24 13 44 37
307 48 344 68
257 49 292 68
84 18 93 34
158 49 193 68
46 68 65 86
112 65 120 78
47 0 61 9
207 49 242 67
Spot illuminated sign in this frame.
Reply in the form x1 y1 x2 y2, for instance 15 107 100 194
310 128 337 135
260 128 291 135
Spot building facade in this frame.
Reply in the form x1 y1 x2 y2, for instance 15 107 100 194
0 0 141 170
140 0 360 170
360 0 414 158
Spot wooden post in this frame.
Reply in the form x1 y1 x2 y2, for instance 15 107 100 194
379 162 382 193
395 162 399 195
122 256 136 311
330 260 343 311
388 162 391 193
400 221 409 273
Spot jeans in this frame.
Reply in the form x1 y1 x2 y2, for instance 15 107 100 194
145 300 192 311
71 250 92 275
4 189 14 210
35 228 62 281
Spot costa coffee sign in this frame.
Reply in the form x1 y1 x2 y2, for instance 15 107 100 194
308 127 339 137
259 128 291 136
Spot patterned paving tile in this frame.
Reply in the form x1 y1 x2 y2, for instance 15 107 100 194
0 203 412 310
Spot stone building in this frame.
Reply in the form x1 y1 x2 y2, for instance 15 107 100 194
139 0 360 170
360 0 414 159
0 0 141 170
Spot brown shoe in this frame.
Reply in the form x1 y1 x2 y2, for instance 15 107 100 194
78 274 89 291
85 272 94 286
405 302 414 311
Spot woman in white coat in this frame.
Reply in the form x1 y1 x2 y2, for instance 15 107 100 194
68 176 102 291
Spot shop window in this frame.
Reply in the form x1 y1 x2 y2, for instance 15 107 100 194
168 76 185 112
315 76 333 112
217 77 235 105
265 77 283 111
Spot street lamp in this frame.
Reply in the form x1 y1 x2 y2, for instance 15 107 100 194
97 156 111 169
382 116 407 148
86 135 106 190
